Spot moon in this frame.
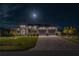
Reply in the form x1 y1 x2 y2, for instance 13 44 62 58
32 13 37 18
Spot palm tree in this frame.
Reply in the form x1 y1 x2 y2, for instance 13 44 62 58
69 26 77 35
9 29 17 36
63 26 69 36
63 26 77 36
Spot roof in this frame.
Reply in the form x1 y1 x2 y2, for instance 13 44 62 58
19 24 57 27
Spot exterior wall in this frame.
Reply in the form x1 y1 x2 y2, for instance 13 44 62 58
20 25 25 35
20 28 26 35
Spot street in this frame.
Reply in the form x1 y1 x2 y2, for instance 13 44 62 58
0 35 79 55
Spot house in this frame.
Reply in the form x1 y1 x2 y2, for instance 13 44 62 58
16 24 61 36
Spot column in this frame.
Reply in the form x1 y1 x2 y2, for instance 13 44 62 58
25 27 28 35
46 28 49 35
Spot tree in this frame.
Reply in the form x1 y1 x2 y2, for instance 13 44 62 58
68 26 77 35
9 29 17 36
63 26 69 36
63 26 77 36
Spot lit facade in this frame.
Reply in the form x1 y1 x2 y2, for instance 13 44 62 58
17 25 60 36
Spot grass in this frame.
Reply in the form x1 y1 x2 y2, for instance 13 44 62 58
0 36 38 51
65 35 79 44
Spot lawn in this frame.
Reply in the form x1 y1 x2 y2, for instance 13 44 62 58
0 36 38 51
64 36 79 44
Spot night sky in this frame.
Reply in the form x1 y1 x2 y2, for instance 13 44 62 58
0 3 79 27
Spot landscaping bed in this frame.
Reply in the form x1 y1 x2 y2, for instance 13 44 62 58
0 36 38 50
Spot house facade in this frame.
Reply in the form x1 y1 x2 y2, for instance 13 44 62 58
16 24 61 36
